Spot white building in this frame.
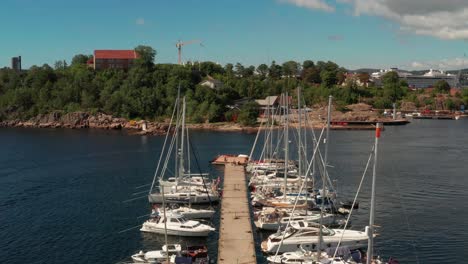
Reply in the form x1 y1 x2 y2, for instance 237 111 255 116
200 77 224 90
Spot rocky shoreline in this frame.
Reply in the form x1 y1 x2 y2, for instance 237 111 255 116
0 104 408 135
0 111 259 135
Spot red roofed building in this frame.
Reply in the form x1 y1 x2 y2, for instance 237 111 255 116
91 50 139 70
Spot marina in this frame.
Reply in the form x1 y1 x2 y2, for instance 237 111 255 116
1 119 468 263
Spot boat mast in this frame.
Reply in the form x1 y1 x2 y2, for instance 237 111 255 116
174 87 181 185
324 95 332 168
161 183 170 263
297 87 302 182
187 125 192 208
179 97 186 179
283 92 289 197
367 122 381 264
318 95 332 257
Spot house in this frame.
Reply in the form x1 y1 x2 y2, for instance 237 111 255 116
342 73 370 87
200 76 224 90
255 95 292 116
89 50 139 70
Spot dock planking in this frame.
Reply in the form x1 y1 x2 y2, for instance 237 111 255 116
218 163 257 264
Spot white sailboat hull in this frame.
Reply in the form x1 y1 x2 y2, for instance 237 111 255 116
140 221 214 237
262 230 368 254
172 207 215 219
148 193 219 204
255 213 337 231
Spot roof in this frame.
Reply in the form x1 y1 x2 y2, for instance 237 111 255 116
255 96 279 106
94 50 138 59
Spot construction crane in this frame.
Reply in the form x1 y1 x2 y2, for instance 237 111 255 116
176 40 201 65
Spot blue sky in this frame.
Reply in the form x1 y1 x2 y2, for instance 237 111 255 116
1 0 468 70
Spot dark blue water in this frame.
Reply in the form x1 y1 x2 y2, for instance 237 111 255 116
1 120 468 263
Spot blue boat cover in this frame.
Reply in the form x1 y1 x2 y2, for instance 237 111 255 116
175 256 192 264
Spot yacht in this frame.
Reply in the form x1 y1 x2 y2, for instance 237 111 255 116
148 186 220 204
261 221 369 254
255 207 341 231
156 206 215 219
140 213 215 237
131 244 181 263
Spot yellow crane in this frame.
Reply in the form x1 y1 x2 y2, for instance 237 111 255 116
176 40 201 65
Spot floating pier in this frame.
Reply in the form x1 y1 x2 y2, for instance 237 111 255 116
218 163 256 264
211 154 249 165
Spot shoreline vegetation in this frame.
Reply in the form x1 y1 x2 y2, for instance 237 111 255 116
1 45 466 133
0 103 406 135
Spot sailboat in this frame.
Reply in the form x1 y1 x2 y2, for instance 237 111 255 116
140 211 215 237
147 96 220 205
266 123 394 264
153 205 215 219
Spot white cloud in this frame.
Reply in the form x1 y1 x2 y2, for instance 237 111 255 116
341 0 468 40
136 18 145 25
280 0 335 12
407 57 468 70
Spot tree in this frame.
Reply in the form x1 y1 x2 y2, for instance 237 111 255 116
282 61 300 77
71 54 91 66
320 71 337 88
302 60 315 69
224 63 234 76
268 61 282 79
134 45 156 66
434 80 450 93
237 101 259 126
445 98 456 110
301 67 321 84
54 60 68 70
235 63 245 77
382 71 402 102
256 64 268 78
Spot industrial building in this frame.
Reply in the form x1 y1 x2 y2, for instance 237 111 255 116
87 50 138 70
11 56 21 72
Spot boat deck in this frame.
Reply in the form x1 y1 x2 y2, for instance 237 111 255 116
218 163 256 264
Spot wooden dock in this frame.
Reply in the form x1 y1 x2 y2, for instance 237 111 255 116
218 163 257 264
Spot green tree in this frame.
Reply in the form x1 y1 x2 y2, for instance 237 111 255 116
382 71 403 102
434 80 451 93
445 98 456 110
302 60 315 69
302 67 321 84
256 64 268 78
320 71 337 88
282 61 300 77
134 45 156 66
71 54 92 66
268 61 282 79
237 101 259 126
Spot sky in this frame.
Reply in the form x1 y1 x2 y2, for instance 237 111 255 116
2 0 468 70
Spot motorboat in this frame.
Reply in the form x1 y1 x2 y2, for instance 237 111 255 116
255 207 342 231
140 213 215 237
267 247 388 264
261 221 369 254
131 244 181 263
148 186 220 204
156 206 215 219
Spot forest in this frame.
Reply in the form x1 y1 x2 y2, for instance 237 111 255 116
1 45 466 126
